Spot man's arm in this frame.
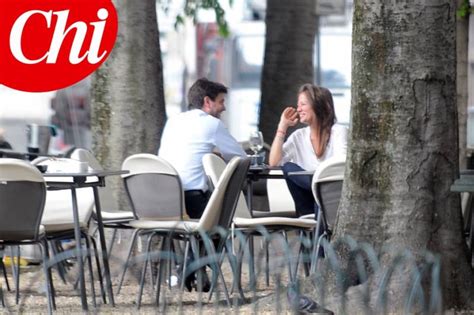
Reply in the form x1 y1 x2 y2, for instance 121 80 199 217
214 121 246 161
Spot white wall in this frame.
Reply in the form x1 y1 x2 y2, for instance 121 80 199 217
0 85 55 150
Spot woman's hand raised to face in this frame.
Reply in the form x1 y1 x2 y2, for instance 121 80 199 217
279 107 299 130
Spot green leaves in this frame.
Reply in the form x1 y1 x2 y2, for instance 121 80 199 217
174 14 185 29
167 0 231 37
457 0 473 18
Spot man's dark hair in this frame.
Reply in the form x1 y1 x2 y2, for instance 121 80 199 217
187 78 228 110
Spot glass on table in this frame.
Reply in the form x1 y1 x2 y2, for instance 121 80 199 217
249 130 264 165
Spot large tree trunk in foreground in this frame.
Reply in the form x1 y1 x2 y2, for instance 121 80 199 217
259 0 317 143
457 0 469 170
91 0 166 210
333 0 473 311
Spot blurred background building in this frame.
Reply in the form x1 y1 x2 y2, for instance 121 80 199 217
1 0 354 151
50 78 92 151
193 0 352 141
0 85 55 151
6 0 473 156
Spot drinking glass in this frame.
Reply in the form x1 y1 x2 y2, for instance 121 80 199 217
249 131 264 163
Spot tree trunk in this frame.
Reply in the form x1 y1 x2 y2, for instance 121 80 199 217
259 0 318 143
91 0 166 210
457 0 469 170
334 0 474 311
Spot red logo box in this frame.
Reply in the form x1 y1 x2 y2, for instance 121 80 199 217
0 0 118 92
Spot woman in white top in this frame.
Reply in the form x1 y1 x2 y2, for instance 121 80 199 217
269 84 348 216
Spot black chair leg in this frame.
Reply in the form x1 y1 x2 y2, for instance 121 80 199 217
84 236 97 308
179 241 190 292
189 236 203 308
0 252 10 291
233 235 248 300
248 235 256 291
117 229 140 294
0 246 6 306
137 232 156 309
106 229 118 259
225 238 245 301
208 239 227 300
40 239 56 313
205 237 231 307
50 240 68 284
265 238 270 286
90 235 106 303
302 231 312 277
13 246 20 305
155 236 169 308
0 283 4 308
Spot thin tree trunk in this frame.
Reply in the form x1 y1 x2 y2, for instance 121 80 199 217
333 0 474 311
91 0 166 210
259 0 318 143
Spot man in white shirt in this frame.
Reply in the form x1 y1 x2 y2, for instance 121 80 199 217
159 78 246 219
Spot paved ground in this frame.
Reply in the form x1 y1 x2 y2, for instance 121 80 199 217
1 232 300 314
3 232 474 314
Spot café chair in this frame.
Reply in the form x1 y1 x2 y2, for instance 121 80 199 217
70 148 134 219
310 156 345 274
202 153 316 295
0 159 55 313
118 153 188 306
122 155 249 308
70 148 135 257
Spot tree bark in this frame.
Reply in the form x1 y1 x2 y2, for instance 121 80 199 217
457 0 469 170
333 0 474 310
91 0 166 210
259 0 318 143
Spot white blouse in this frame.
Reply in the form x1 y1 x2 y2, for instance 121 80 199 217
280 124 348 171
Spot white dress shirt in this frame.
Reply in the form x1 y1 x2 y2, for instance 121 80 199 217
280 124 348 171
159 109 246 191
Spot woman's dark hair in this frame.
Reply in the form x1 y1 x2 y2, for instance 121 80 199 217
298 84 336 158
187 78 228 110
